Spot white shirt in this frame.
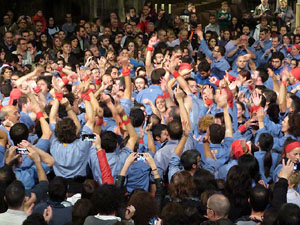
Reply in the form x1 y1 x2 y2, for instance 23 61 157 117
287 188 300 207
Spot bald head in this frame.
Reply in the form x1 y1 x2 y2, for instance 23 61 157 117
0 105 20 125
207 194 230 220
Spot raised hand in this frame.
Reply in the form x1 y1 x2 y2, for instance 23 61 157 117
148 34 159 47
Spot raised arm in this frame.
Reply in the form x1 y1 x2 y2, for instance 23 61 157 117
61 97 81 134
145 123 156 153
27 148 47 182
174 121 189 157
49 99 59 124
15 66 44 87
219 90 233 137
121 56 132 100
145 34 159 77
279 69 288 113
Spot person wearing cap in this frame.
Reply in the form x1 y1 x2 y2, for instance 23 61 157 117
288 67 300 98
216 139 249 180
286 44 300 61
196 29 230 80
273 138 300 182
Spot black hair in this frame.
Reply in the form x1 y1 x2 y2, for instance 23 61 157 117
23 213 48 225
150 68 165 84
193 168 217 196
167 119 182 140
256 68 269 83
49 176 68 202
209 123 225 144
238 154 260 182
276 203 300 225
198 60 210 73
152 124 167 141
5 180 25 208
100 131 118 153
289 94 300 113
263 89 277 104
267 103 280 124
0 165 16 213
271 51 284 61
259 133 273 179
10 123 29 145
249 184 269 212
55 118 78 143
180 149 200 171
0 83 12 97
130 108 145 127
91 184 125 215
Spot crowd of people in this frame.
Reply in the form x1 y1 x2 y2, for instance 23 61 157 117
1 0 300 224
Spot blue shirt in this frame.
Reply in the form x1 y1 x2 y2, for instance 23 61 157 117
88 146 133 184
49 124 93 178
198 40 230 80
136 85 163 115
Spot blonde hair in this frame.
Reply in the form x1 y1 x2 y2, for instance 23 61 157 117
198 115 214 133
290 172 300 190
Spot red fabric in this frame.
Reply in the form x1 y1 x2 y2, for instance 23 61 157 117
285 141 300 154
155 96 164 102
222 88 233 108
56 66 63 72
36 112 44 121
173 71 180 78
139 139 145 145
250 105 262 114
225 73 237 82
205 98 213 106
238 124 247 133
96 150 114 184
231 140 250 159
60 72 67 78
146 46 154 51
81 89 93 101
95 117 103 126
95 80 101 85
9 88 22 105
291 68 300 80
163 92 170 99
122 66 130 77
55 92 63 101
179 63 192 71
33 86 41 93
32 14 47 32
62 78 69 85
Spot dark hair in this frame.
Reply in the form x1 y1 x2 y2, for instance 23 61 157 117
258 133 274 178
238 154 260 182
82 179 99 200
198 60 210 73
169 171 196 200
49 176 68 202
193 168 217 196
91 184 125 215
249 184 269 212
218 46 226 56
23 213 48 225
100 131 118 153
209 124 225 144
256 69 269 83
0 165 16 213
264 89 277 104
130 108 145 127
180 149 200 171
276 203 300 225
5 180 25 208
289 95 300 113
72 199 94 225
55 118 78 143
167 119 182 140
152 124 167 141
271 51 284 61
287 113 300 137
239 69 251 80
10 123 29 145
128 190 159 225
0 83 12 97
151 68 165 84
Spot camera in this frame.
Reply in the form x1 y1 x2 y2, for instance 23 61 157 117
81 134 96 141
16 148 28 155
135 153 146 162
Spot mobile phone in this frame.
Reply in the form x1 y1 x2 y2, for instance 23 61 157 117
135 153 146 162
148 217 158 225
16 148 28 155
81 134 96 141
294 163 300 171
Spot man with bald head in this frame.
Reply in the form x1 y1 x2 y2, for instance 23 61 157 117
204 194 234 224
0 105 20 131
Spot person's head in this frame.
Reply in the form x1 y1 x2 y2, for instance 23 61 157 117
155 96 166 113
35 21 43 33
279 0 287 8
1 67 13 80
128 190 159 225
55 118 77 143
270 51 284 69
168 170 196 200
167 119 182 140
236 56 247 70
89 44 99 57
180 149 201 172
208 123 225 144
130 108 145 127
291 44 300 57
0 105 20 124
9 123 29 145
134 76 147 92
49 176 67 202
2 14 11 25
209 15 216 24
157 29 167 42
206 194 230 221
150 68 165 84
61 41 71 54
37 77 51 95
208 37 217 49
179 29 189 42
238 69 251 83
258 133 273 151
5 180 25 209
152 124 168 143
272 36 280 48
91 184 124 215
81 179 99 200
65 13 72 22
4 31 13 45
71 199 94 225
58 30 66 41
125 23 133 35
100 131 118 153
287 94 300 113
100 35 110 47
198 60 211 78
283 138 300 163
281 113 300 137
249 184 269 212
276 203 300 225
212 45 225 59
